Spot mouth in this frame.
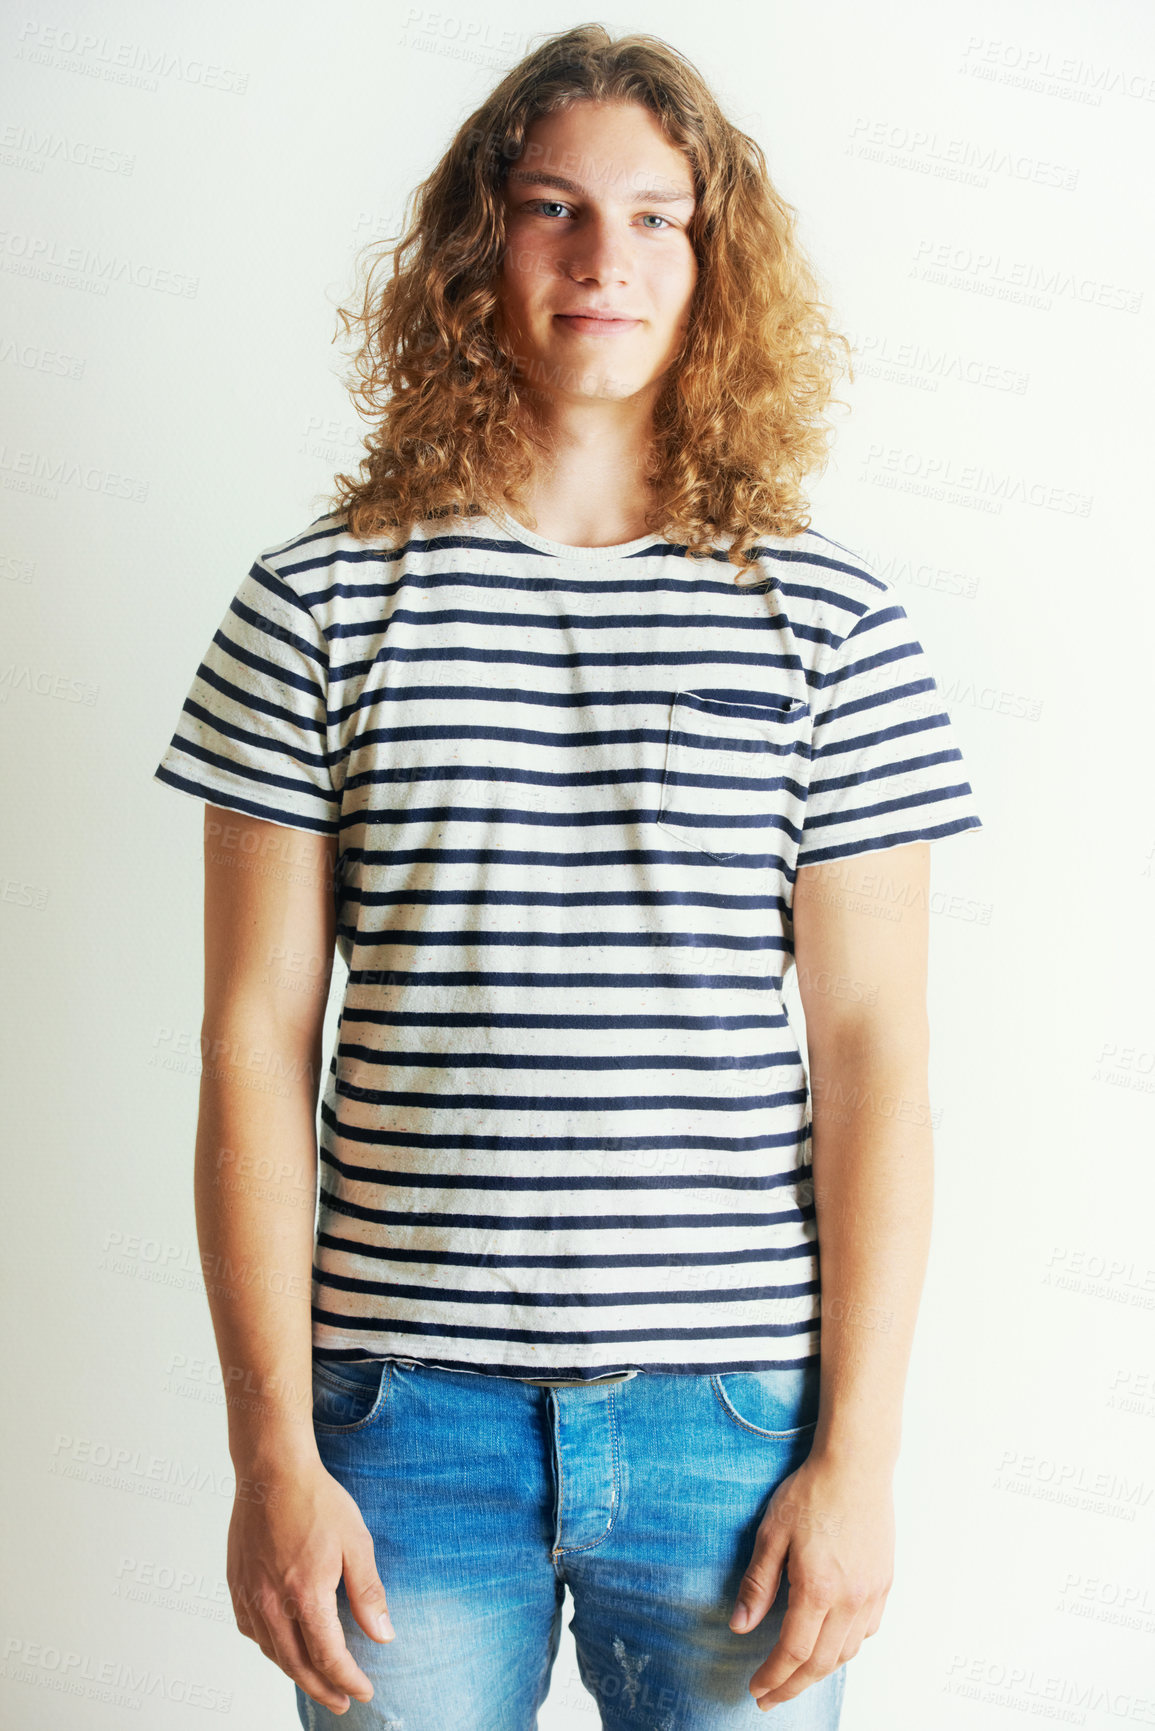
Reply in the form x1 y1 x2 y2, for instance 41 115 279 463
554 313 642 333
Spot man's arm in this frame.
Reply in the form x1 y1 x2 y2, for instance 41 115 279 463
195 806 392 1714
730 840 934 1708
196 806 334 1473
797 838 933 1475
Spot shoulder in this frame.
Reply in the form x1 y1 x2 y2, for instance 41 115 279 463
750 524 900 649
250 510 416 634
255 509 483 589
256 510 365 588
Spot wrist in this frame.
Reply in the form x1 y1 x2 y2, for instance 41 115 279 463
807 1431 900 1479
227 1409 321 1478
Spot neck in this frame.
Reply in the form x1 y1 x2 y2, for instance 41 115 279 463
504 396 660 547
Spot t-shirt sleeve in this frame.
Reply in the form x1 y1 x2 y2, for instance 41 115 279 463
794 588 983 868
152 554 339 836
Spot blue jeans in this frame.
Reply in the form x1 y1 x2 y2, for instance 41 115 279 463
296 1355 847 1730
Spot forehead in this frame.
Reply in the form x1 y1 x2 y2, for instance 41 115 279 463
504 101 696 206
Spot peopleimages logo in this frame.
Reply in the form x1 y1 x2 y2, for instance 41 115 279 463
0 446 148 501
847 332 1028 396
846 116 1079 190
0 123 135 176
1 1636 233 1714
859 442 1093 517
0 334 85 378
13 21 248 94
944 1652 1155 1725
911 238 1142 314
0 230 198 298
958 35 1155 105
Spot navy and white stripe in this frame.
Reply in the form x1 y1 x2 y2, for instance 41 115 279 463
154 508 983 1379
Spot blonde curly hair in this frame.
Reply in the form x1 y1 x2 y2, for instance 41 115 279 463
327 22 855 584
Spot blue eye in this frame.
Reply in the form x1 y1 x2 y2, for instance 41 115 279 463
521 200 673 230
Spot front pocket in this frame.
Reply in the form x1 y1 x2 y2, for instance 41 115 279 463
656 690 810 863
311 1356 391 1434
711 1360 821 1439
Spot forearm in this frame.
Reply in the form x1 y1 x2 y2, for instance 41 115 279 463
193 1016 324 1477
806 1039 934 1477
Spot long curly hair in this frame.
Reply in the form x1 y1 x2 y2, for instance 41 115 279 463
326 23 854 584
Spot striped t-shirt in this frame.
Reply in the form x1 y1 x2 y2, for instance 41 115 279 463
154 506 983 1380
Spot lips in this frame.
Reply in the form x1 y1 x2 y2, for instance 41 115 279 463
554 312 641 329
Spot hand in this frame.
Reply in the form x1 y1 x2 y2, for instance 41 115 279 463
728 1453 894 1711
227 1457 395 1713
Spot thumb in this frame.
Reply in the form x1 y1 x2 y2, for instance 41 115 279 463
730 1519 790 1634
344 1547 395 1644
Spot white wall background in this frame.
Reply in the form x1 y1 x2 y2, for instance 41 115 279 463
3 1 1153 1726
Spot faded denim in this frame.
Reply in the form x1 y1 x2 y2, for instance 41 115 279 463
295 1353 847 1730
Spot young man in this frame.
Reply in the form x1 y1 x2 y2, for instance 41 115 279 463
155 28 982 1730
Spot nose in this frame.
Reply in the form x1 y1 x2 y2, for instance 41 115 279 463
560 214 632 285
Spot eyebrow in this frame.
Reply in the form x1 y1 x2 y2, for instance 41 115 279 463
506 169 695 207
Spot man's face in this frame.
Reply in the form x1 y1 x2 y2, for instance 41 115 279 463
495 99 698 411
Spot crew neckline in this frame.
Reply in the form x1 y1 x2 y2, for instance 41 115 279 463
482 507 669 563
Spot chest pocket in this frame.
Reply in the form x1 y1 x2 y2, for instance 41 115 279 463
656 689 811 864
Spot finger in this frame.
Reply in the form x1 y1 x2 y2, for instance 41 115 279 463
862 1596 887 1638
294 1593 378 1701
260 1599 369 1713
244 1603 322 1705
753 1618 855 1706
235 1602 271 1653
730 1531 789 1633
343 1543 395 1644
232 1586 277 1657
834 1595 883 1665
747 1595 827 1698
753 1606 859 1706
